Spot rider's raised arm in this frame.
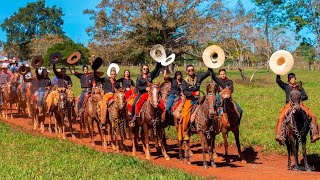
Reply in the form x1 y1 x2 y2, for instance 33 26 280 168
276 75 287 90
198 68 212 83
150 62 162 80
53 64 61 78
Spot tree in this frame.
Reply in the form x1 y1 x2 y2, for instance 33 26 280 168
84 0 225 64
29 34 66 57
286 0 320 55
294 38 317 70
44 40 90 66
1 0 64 59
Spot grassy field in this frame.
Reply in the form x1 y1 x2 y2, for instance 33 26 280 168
50 65 320 154
0 122 204 179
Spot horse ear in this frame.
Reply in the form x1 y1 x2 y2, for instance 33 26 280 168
299 81 302 88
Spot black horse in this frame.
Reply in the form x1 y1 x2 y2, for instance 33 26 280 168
284 84 311 171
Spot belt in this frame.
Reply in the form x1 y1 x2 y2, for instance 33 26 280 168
82 88 91 92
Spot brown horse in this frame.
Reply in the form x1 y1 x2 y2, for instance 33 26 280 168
130 84 170 160
2 82 17 119
106 89 127 151
51 89 75 139
194 82 219 169
17 82 33 117
220 86 246 163
284 84 311 171
81 87 105 147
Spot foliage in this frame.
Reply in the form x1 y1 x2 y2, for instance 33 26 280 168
84 0 226 64
0 123 201 179
44 40 90 66
294 38 318 70
29 34 66 58
1 0 64 59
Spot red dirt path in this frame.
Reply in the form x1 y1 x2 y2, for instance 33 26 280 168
1 111 319 180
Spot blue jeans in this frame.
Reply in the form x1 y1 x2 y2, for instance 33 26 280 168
0 86 3 104
216 92 242 120
166 94 176 113
216 93 221 109
78 91 89 112
131 93 142 119
37 87 45 106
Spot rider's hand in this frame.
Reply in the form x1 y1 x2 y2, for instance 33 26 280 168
195 91 199 96
146 87 150 91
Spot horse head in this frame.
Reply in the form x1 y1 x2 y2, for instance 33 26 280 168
289 82 302 112
58 89 67 111
220 86 234 114
206 82 217 119
114 89 126 110
148 83 161 108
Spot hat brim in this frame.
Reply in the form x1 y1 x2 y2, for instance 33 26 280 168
202 45 225 69
67 52 81 65
150 44 166 62
91 57 103 71
269 50 294 75
161 53 175 66
107 63 120 77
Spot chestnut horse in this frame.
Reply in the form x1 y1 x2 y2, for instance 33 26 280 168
220 86 246 163
106 89 127 151
284 84 311 171
81 87 105 147
130 84 170 160
2 82 17 119
194 82 219 169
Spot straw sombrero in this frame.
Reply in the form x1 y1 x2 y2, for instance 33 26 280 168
150 44 166 62
269 50 294 75
107 63 120 77
161 53 175 66
202 45 225 69
67 52 81 65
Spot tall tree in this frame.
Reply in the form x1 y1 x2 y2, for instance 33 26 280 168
84 0 225 64
29 34 66 57
1 0 64 59
286 0 320 55
294 38 317 70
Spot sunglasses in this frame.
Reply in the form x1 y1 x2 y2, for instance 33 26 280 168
187 69 194 72
143 68 149 71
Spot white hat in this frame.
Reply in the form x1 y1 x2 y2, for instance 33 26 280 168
3 57 8 61
38 67 47 75
161 53 175 66
150 44 166 62
269 50 294 75
107 63 120 77
202 45 225 69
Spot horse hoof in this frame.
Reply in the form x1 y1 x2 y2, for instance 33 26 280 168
165 156 170 161
226 159 230 163
146 156 151 160
189 150 193 157
213 153 218 159
203 164 208 169
186 161 191 165
132 152 136 156
71 135 76 139
241 159 247 164
211 162 217 168
62 136 66 140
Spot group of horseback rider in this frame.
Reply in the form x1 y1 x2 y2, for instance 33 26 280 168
0 45 318 147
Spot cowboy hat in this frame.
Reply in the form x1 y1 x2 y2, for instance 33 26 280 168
91 57 103 71
150 44 166 62
269 50 294 75
3 57 8 61
31 56 43 69
0 64 8 69
67 52 81 65
107 63 120 77
49 52 62 64
202 45 225 69
95 71 105 78
161 53 175 66
18 64 31 75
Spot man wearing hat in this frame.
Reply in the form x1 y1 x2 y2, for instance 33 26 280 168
0 65 12 105
179 65 212 141
74 65 96 120
276 73 320 144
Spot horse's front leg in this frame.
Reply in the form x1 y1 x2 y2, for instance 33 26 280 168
234 129 246 163
10 103 13 119
285 140 292 170
159 128 170 160
222 128 230 163
48 115 52 134
185 139 191 164
209 134 217 168
302 137 311 171
68 112 75 139
143 124 151 160
199 132 208 169
290 137 299 170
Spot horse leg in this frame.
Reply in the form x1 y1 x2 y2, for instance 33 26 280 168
10 103 13 119
234 129 246 163
210 134 217 168
290 137 299 170
200 132 208 169
40 116 45 133
87 117 95 147
285 139 292 170
33 114 38 131
302 137 310 171
68 113 75 139
179 140 184 162
159 128 170 160
222 128 230 163
185 139 191 164
96 118 107 148
143 124 151 160
49 115 52 134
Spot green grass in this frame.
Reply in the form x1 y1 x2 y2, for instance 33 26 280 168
50 65 320 155
0 122 204 179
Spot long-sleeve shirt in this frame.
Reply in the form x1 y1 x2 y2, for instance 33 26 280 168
75 72 95 89
35 70 51 88
136 62 162 94
117 77 135 90
53 64 72 88
212 70 234 93
99 78 120 93
182 68 212 99
0 73 11 85
167 77 182 95
276 75 308 104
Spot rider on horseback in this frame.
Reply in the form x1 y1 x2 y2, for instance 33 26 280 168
129 62 163 127
74 65 96 120
211 69 242 119
117 69 135 99
164 70 183 116
0 65 12 105
180 65 212 140
276 73 320 145
34 67 51 115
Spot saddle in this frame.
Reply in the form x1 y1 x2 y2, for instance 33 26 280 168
81 93 92 109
